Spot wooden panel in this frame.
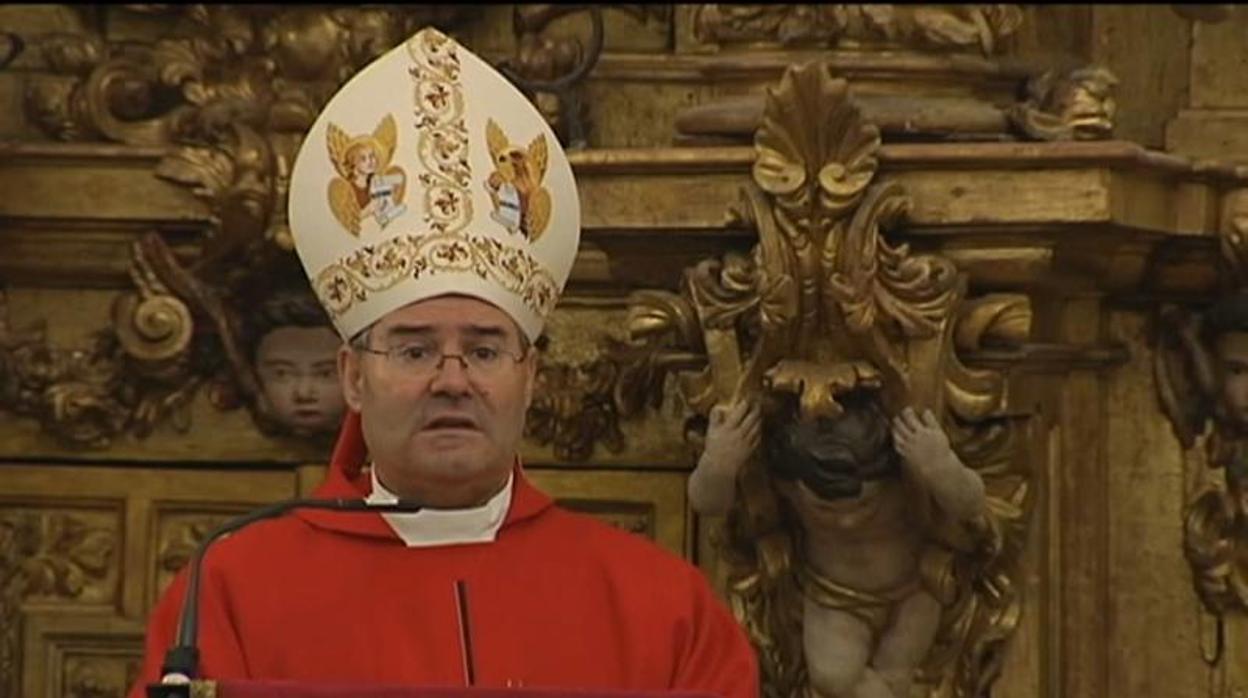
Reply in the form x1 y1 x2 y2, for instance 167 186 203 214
527 467 691 558
21 612 145 698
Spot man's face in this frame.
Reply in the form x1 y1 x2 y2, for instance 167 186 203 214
1217 331 1248 430
338 295 537 508
255 325 346 436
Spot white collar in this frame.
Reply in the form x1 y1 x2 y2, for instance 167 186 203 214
365 466 513 548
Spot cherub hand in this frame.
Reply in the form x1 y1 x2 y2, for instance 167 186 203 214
891 407 957 480
700 398 762 478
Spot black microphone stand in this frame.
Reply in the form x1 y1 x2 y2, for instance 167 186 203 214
148 497 423 698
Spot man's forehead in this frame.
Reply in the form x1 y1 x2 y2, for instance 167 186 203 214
373 295 522 336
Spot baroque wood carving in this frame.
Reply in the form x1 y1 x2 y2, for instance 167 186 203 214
64 654 143 698
1157 191 1248 625
527 356 626 462
619 61 1033 698
8 7 653 455
691 5 1024 54
0 508 119 697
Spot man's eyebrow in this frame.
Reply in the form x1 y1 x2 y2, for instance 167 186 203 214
259 359 297 367
383 325 436 338
385 324 510 336
462 324 508 337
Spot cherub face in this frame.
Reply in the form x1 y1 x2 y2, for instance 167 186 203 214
349 146 379 177
1216 331 1248 430
255 325 346 436
764 405 900 500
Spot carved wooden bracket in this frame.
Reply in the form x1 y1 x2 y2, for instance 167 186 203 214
619 60 1035 698
1156 292 1248 624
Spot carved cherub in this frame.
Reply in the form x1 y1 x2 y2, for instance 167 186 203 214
1157 290 1248 612
485 118 551 241
690 391 986 698
245 290 345 438
327 114 408 236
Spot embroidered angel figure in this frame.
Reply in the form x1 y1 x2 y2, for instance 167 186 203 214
327 114 408 236
485 119 552 242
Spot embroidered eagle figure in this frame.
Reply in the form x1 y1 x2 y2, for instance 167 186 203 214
484 119 552 242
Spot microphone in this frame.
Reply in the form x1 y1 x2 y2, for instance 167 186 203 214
152 497 423 694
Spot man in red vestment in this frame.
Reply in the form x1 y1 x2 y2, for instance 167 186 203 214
128 26 759 698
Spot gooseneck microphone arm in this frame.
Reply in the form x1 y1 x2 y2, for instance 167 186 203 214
158 497 424 684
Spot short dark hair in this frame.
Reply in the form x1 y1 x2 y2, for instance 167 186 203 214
246 290 334 360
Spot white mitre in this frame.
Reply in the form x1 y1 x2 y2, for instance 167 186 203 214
288 27 579 341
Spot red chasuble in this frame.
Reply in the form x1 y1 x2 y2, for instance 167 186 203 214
128 414 759 698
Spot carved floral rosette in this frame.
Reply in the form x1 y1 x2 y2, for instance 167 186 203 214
618 61 1034 698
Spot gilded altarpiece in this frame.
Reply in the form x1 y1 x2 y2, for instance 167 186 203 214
2 4 1248 698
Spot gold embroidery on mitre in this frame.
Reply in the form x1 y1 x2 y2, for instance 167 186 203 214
485 119 552 242
408 28 472 235
326 115 408 237
314 233 560 320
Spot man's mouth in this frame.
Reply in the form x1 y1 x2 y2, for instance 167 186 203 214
422 415 480 432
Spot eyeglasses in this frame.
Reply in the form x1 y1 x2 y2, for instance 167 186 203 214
355 342 527 379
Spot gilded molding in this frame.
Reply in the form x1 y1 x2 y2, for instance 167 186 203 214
691 4 1024 55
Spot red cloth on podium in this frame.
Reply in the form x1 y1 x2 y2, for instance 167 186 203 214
217 680 720 698
129 412 758 698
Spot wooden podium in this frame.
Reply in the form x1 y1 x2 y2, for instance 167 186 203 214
148 681 721 698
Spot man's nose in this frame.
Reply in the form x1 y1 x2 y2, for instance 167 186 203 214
292 375 319 401
428 355 473 395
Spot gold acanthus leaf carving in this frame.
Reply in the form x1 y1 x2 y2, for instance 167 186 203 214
0 235 207 448
26 6 470 258
526 357 626 462
156 514 238 595
0 509 118 698
753 62 879 224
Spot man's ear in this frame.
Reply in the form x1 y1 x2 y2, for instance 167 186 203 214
339 344 365 411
